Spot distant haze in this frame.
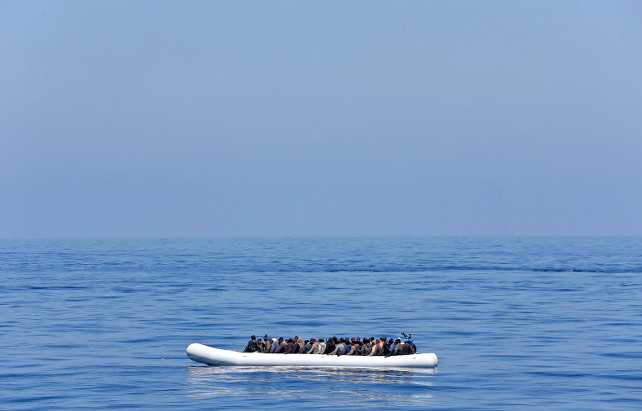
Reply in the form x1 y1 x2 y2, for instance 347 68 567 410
1 1 641 238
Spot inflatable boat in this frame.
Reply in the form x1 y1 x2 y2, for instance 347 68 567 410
186 343 438 369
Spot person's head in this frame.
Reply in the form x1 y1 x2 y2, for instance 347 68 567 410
389 339 394 344
319 338 324 342
278 337 283 342
251 335 256 340
258 338 262 343
396 338 401 344
305 340 309 344
404 339 409 343
272 338 277 342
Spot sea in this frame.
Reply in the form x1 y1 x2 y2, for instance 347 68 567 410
2 237 641 409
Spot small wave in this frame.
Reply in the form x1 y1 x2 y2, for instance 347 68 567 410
599 352 642 359
4 263 642 275
25 285 88 290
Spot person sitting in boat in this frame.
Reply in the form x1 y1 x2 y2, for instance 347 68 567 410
243 335 260 352
359 340 369 355
388 338 396 356
381 337 392 356
339 339 352 356
299 339 311 353
397 339 413 355
367 339 375 355
287 338 297 353
402 333 417 353
257 337 265 352
324 336 336 354
356 337 372 355
318 338 326 354
274 337 289 353
328 338 344 355
391 338 402 355
394 338 405 355
345 341 361 355
368 338 380 356
263 335 272 353
307 339 321 354
269 338 278 352
370 338 387 356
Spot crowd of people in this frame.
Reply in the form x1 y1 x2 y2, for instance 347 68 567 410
242 333 417 356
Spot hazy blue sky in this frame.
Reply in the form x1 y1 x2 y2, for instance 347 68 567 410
1 1 641 238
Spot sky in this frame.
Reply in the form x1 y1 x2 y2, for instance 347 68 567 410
1 0 641 238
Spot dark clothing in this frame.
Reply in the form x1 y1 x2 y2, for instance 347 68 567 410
243 339 259 352
274 341 289 353
287 341 296 353
360 344 372 356
324 340 336 354
398 343 413 355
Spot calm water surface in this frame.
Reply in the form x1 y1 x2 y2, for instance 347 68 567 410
2 237 641 409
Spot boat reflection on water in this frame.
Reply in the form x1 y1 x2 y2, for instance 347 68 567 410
187 365 437 406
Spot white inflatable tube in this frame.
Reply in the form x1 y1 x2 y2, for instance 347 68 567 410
186 343 438 369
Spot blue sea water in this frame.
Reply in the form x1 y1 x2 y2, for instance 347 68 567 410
1 237 641 409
